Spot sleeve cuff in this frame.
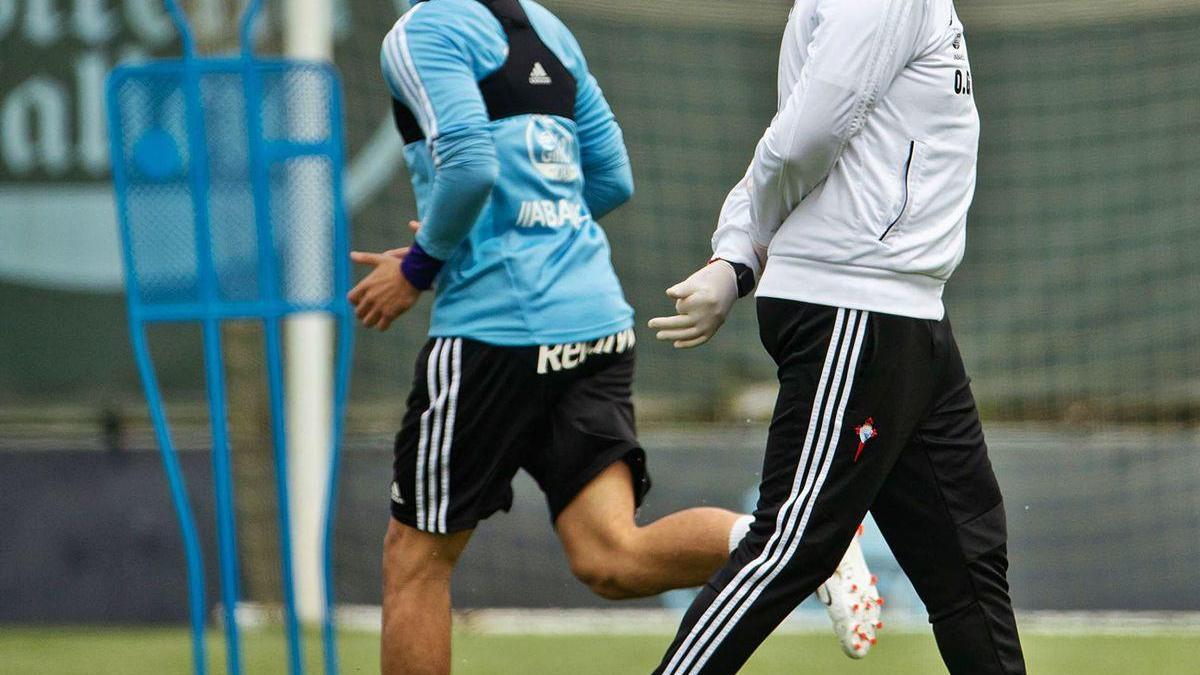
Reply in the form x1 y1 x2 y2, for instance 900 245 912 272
400 242 445 291
715 260 757 299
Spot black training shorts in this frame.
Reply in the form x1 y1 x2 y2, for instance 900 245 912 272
390 329 651 534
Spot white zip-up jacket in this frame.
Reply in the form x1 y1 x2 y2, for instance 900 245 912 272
713 0 980 320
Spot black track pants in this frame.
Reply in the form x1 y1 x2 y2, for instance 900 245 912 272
654 299 1026 675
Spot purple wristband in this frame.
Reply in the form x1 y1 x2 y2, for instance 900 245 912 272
400 242 445 291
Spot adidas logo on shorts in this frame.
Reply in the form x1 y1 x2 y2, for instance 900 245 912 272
528 61 552 85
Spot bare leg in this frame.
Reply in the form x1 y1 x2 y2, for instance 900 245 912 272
381 520 472 675
557 461 741 599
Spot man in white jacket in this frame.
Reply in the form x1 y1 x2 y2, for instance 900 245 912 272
648 0 1026 673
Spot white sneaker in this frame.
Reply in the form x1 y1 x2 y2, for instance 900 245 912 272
816 524 885 659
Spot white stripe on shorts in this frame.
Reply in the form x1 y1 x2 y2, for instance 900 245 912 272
415 338 443 531
424 340 453 531
437 339 463 533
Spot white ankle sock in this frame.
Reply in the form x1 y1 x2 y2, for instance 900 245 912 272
728 514 754 553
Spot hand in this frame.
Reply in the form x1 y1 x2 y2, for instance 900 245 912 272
647 260 739 349
348 249 421 332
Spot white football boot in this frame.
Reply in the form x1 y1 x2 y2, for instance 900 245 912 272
816 524 885 659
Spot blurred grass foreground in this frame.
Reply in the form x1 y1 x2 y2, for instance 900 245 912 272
2 625 1198 675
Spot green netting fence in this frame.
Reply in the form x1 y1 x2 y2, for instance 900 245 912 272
339 0 1200 421
1 0 1197 423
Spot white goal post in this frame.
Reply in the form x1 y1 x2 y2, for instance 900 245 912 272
283 0 337 625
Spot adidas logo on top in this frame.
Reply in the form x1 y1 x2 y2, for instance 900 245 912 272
528 62 552 85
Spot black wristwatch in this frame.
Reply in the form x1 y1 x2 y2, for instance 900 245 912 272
716 259 757 299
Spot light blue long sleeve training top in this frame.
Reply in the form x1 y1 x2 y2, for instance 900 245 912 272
381 0 635 345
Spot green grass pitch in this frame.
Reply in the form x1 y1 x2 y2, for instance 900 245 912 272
1 627 1194 674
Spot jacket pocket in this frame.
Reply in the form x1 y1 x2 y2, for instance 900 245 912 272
879 140 920 242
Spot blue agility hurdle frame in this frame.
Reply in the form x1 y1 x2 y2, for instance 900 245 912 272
106 1 353 673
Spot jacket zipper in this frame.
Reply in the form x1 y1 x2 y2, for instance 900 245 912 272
879 140 916 242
